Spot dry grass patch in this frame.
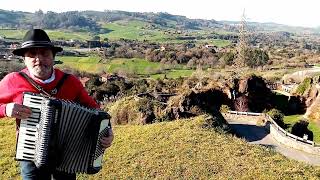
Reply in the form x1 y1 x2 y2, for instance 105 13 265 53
1 116 320 179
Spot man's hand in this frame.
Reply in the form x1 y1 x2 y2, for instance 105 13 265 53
100 128 114 150
5 103 32 119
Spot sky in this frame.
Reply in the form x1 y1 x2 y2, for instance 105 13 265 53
1 0 319 28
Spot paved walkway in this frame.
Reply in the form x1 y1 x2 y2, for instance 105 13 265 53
226 117 320 166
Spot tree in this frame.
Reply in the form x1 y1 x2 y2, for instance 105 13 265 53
245 49 269 68
234 95 249 112
291 120 313 141
266 108 285 128
220 51 235 66
92 35 101 41
235 10 249 68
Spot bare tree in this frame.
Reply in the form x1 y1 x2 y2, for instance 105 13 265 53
235 9 249 68
234 95 249 112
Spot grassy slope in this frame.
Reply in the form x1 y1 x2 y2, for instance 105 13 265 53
0 29 91 41
284 115 320 143
0 118 20 179
0 21 231 46
55 56 105 73
56 56 195 78
100 20 169 42
0 29 26 39
2 116 320 179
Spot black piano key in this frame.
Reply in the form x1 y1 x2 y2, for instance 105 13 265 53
26 129 37 133
22 156 34 159
24 143 34 146
26 133 36 137
25 139 36 143
23 146 35 150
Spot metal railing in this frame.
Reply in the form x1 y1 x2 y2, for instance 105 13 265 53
227 110 319 147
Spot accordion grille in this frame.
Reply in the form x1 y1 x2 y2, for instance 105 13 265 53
55 101 95 173
34 101 55 167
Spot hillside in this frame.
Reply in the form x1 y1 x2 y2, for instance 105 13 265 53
0 9 319 41
222 21 320 34
1 115 320 179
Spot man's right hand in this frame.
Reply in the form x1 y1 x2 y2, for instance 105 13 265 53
5 103 32 119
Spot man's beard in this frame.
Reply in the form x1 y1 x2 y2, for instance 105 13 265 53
29 65 52 79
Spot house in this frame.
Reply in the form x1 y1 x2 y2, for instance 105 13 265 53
205 44 217 49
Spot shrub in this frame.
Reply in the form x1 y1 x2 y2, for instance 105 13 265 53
220 104 230 113
295 77 312 95
291 120 314 141
108 96 140 125
266 108 285 128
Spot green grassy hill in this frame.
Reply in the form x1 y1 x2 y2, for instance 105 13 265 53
1 116 320 179
56 56 194 78
0 29 91 41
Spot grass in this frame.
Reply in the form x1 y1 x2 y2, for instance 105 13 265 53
56 56 195 79
150 69 194 79
107 58 162 75
0 29 26 39
55 55 105 73
0 29 91 41
283 114 320 143
45 30 91 41
210 39 231 48
0 25 234 44
195 39 231 48
2 115 320 179
100 20 169 42
107 58 194 78
0 118 20 179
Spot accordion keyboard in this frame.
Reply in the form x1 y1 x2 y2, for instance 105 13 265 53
15 92 111 174
16 93 45 160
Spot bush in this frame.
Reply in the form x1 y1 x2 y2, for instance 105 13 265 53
295 77 312 95
220 104 230 113
291 120 314 141
108 96 140 125
266 108 285 128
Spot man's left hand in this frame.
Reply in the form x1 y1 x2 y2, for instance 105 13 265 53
100 128 114 150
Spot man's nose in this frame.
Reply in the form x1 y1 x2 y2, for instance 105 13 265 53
34 53 44 59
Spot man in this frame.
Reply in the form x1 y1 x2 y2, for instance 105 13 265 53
0 29 113 179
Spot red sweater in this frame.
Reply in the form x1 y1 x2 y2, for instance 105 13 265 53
0 68 99 129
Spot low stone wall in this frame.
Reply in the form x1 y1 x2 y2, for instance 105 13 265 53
223 113 264 123
269 123 320 155
227 111 320 155
265 115 320 155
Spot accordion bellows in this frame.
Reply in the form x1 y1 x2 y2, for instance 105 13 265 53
16 92 111 174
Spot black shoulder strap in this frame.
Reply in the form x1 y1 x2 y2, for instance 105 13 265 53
50 73 69 95
19 72 51 96
19 72 69 96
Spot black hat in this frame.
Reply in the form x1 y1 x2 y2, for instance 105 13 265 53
12 29 63 56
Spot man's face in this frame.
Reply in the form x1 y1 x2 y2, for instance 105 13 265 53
24 47 54 80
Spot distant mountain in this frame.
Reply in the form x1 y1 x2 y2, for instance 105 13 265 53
0 9 221 31
221 20 319 34
0 9 319 35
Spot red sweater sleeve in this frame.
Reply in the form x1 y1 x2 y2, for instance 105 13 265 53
0 73 16 117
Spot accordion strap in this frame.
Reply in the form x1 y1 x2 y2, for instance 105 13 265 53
19 72 69 97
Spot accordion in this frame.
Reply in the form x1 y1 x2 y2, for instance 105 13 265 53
15 92 111 174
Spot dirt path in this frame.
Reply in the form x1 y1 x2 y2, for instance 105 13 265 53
226 117 320 166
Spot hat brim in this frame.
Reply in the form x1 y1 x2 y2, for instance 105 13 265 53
12 46 63 56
